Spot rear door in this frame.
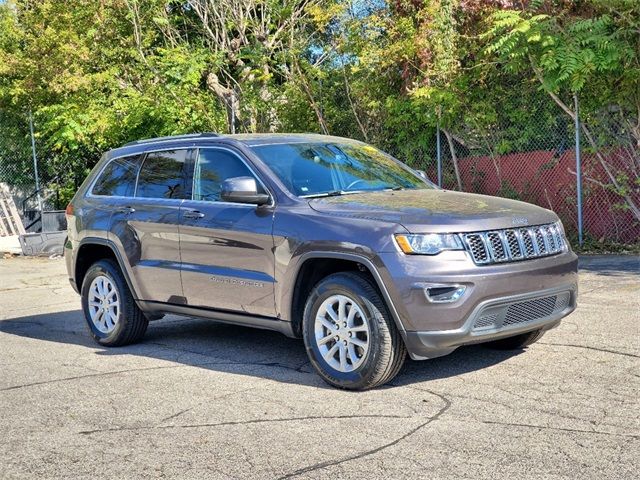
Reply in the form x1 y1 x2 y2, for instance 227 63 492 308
179 146 276 317
110 148 192 303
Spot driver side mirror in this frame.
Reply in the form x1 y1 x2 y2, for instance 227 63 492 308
221 176 271 206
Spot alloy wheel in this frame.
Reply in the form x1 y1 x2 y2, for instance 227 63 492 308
88 275 120 334
314 294 371 372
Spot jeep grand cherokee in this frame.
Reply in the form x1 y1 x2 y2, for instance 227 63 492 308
65 133 578 390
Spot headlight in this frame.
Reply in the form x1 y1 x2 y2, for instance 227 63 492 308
395 233 464 255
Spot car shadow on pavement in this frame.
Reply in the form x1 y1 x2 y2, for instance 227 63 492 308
0 309 524 389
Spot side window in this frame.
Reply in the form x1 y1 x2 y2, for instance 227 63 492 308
193 149 264 202
91 154 142 197
136 150 190 199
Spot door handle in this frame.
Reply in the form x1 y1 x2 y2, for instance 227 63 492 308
183 210 205 219
116 206 136 214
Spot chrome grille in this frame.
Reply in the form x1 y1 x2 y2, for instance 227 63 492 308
505 230 523 259
520 229 536 256
464 234 490 264
545 226 557 251
486 232 507 261
464 223 566 265
533 229 547 254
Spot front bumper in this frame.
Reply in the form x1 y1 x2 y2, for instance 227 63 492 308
375 249 578 359
403 285 576 359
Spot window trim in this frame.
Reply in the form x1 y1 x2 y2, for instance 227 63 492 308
187 146 275 208
133 147 194 201
87 147 194 200
88 153 144 199
87 145 275 207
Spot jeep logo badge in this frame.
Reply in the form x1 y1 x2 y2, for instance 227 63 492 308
512 216 529 226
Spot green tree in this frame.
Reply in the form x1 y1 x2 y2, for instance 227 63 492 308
482 0 640 220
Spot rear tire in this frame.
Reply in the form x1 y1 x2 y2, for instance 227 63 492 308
81 259 148 346
484 329 545 350
302 272 406 390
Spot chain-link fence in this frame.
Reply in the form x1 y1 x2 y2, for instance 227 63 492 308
0 110 69 232
1 99 639 244
0 110 35 194
427 96 640 245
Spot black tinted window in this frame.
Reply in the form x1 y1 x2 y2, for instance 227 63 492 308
136 150 190 199
193 149 262 202
92 155 142 197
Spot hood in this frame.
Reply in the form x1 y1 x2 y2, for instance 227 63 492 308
308 189 558 233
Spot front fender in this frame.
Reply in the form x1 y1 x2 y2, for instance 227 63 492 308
276 247 407 336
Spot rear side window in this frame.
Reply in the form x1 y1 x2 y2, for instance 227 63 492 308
136 150 190 199
193 149 263 202
91 155 142 197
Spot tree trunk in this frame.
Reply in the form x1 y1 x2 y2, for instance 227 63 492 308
206 72 241 134
260 65 278 133
530 61 640 222
443 128 463 191
293 61 329 135
341 63 368 141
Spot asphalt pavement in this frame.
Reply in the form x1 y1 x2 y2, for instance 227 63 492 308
0 255 638 479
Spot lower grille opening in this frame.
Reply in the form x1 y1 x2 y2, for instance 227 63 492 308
503 296 556 326
472 291 572 332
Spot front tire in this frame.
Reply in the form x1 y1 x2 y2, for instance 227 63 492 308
81 259 148 346
302 272 406 390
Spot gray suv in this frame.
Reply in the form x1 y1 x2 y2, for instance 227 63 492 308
65 133 578 390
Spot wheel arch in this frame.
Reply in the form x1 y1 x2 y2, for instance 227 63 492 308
75 238 138 300
287 252 406 338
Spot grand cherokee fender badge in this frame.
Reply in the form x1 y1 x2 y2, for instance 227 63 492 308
210 276 264 288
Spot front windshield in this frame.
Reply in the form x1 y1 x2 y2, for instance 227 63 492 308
250 142 431 197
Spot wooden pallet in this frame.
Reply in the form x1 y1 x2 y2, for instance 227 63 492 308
0 183 26 237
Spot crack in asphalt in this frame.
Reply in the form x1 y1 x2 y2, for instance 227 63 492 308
0 365 183 392
275 390 452 479
539 342 639 359
78 414 410 436
482 420 640 439
160 408 193 423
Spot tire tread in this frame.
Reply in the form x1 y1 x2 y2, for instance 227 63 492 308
303 271 406 390
82 259 148 347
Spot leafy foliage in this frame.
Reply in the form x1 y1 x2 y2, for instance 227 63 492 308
0 0 637 211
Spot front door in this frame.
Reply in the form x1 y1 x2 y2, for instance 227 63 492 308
179 146 276 317
110 148 191 303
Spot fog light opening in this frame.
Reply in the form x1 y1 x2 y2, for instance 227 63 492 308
425 285 466 303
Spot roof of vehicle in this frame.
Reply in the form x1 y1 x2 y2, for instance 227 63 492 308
223 133 362 147
122 132 221 146
107 132 363 158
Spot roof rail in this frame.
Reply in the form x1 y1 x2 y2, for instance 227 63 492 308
123 132 220 147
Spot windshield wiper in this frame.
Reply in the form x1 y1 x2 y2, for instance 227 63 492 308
302 190 367 198
302 190 348 198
